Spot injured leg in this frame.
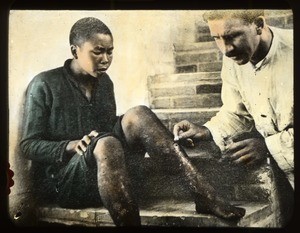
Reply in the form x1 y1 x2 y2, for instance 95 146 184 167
173 142 245 220
121 105 246 220
93 136 141 226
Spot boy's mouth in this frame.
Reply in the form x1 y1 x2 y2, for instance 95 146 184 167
97 67 108 72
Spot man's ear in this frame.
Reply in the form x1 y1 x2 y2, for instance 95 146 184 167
71 45 78 59
254 16 265 35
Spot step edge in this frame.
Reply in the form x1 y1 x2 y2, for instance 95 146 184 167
149 80 222 89
152 107 220 113
151 93 220 100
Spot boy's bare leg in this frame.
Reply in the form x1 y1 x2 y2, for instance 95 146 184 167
93 136 141 226
121 105 245 220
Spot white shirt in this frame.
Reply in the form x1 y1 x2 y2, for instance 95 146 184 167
204 26 294 188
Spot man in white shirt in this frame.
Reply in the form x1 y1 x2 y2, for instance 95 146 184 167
173 10 293 225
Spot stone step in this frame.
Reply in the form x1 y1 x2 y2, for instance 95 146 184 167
150 93 222 109
37 200 274 227
176 61 223 73
173 41 218 52
265 11 293 29
173 46 223 74
148 77 222 89
149 80 222 98
152 108 219 131
194 22 213 43
148 71 221 85
174 48 222 66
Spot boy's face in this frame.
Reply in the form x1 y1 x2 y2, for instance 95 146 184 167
207 17 260 65
76 33 113 77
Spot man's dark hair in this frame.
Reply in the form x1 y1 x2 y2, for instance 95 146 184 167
69 17 112 46
203 10 265 24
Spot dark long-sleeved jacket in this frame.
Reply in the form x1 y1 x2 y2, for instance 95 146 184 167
20 59 118 168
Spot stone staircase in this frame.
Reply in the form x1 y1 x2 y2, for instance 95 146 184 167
34 11 294 228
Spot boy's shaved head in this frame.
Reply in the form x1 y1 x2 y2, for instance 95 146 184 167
69 17 112 46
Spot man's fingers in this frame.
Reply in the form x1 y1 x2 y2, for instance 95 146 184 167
233 154 252 165
225 140 246 154
173 120 191 141
181 138 195 147
177 130 194 141
229 147 249 161
173 124 183 140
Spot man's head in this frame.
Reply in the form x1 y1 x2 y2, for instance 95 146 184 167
203 10 267 65
69 17 114 77
203 10 264 25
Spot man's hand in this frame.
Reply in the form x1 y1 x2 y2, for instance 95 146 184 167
173 120 212 144
223 137 269 166
66 130 99 156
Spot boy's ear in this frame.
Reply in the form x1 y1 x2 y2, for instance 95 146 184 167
254 16 265 35
71 45 78 59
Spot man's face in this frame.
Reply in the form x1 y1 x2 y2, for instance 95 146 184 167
76 33 113 77
207 18 260 65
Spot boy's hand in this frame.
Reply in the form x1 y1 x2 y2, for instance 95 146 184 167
66 130 99 155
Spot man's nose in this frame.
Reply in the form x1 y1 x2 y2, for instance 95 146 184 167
224 43 234 55
218 39 234 55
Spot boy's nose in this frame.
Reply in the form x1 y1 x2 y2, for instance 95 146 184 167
101 53 109 63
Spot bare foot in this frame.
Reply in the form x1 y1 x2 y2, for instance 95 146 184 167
195 198 245 220
171 142 245 220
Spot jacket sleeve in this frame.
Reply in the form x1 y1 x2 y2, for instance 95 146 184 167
20 76 70 165
265 128 294 175
204 57 255 151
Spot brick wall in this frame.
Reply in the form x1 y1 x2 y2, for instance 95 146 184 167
181 10 293 73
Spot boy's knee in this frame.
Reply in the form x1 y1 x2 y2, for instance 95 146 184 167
128 105 151 117
93 136 126 170
123 105 152 126
94 136 122 157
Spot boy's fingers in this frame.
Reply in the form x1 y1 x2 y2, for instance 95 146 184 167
89 130 99 138
82 135 91 145
75 146 84 156
76 139 88 155
76 131 99 156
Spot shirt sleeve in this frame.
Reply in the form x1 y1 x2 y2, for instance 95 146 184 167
265 128 294 174
204 57 255 151
20 76 70 165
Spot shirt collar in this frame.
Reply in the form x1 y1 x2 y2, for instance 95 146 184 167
63 59 79 87
252 27 277 71
63 59 99 87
